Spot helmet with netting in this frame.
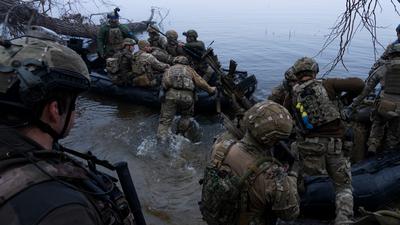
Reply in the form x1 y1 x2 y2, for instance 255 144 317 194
166 30 178 40
147 26 159 34
122 38 136 47
292 57 319 76
244 100 293 145
137 40 150 50
183 29 198 39
172 56 189 65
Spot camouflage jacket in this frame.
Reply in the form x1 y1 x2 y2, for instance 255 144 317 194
97 23 137 57
162 64 214 94
0 125 134 225
151 47 174 64
113 48 133 75
148 35 167 50
166 42 186 57
132 51 169 76
211 138 299 224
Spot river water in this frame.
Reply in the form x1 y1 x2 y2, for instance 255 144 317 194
62 1 398 224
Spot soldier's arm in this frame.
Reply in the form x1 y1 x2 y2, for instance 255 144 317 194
189 67 215 94
148 54 170 72
352 68 384 106
323 77 365 100
269 174 300 221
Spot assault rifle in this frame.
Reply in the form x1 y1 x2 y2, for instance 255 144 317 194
61 147 147 225
201 48 257 113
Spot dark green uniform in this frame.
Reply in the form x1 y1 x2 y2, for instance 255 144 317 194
97 23 137 58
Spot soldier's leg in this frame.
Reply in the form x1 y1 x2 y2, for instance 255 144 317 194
367 113 386 154
157 98 177 142
325 138 353 225
176 93 202 142
385 117 400 150
294 138 327 176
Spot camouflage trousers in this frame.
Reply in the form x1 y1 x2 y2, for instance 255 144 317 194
157 89 199 142
368 112 400 151
293 137 353 225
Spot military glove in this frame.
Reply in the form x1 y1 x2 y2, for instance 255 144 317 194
209 86 217 96
341 105 355 121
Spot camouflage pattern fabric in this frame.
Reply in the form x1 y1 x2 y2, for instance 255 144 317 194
151 47 174 64
131 51 169 87
204 140 299 225
157 89 194 141
97 23 136 58
292 137 353 225
148 35 167 50
109 48 133 86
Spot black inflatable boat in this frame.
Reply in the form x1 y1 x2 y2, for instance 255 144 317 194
301 150 400 220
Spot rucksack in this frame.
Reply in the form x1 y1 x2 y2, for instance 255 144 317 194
199 142 274 225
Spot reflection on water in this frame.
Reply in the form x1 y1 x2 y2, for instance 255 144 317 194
63 1 397 224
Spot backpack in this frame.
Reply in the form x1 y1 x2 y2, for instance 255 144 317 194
199 142 274 225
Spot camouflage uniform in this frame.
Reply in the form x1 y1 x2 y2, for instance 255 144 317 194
151 47 174 64
131 40 169 87
353 44 400 151
147 28 167 50
165 30 185 57
0 34 134 225
183 30 213 79
157 57 215 142
108 44 134 85
203 101 299 225
290 57 354 225
97 23 136 59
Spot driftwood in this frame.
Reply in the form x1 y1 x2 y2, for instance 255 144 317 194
0 0 155 38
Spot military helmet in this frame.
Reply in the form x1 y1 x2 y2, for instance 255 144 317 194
0 36 90 109
25 26 61 42
292 57 319 76
166 30 178 40
137 40 150 50
244 100 293 146
183 29 198 39
122 38 136 47
147 26 159 34
172 56 189 65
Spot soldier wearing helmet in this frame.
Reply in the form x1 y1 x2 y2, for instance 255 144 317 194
131 40 169 87
351 43 400 154
182 29 212 78
97 8 138 59
289 57 366 225
165 30 185 57
147 26 167 50
0 34 135 224
201 100 299 225
268 66 297 109
106 38 136 85
157 56 216 143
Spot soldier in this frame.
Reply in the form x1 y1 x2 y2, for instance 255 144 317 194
106 38 136 85
97 8 138 59
200 100 299 225
131 40 170 87
147 26 167 50
350 43 400 153
290 57 356 225
0 33 135 224
165 30 185 57
368 24 400 76
268 66 297 109
157 56 216 143
182 29 213 79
